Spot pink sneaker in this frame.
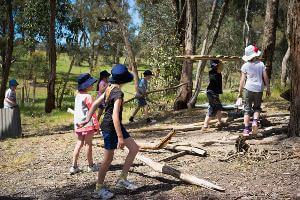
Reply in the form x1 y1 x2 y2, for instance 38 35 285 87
243 129 251 137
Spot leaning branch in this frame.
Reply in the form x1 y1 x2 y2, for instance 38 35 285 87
124 82 189 104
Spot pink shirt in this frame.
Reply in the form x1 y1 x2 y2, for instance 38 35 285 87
98 80 108 97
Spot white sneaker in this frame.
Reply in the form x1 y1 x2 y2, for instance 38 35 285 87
69 166 81 175
87 163 99 172
96 188 114 199
116 179 138 191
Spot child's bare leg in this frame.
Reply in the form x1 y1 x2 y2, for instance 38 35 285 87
97 149 114 184
131 106 141 118
144 105 149 118
84 134 94 166
203 115 211 128
121 137 139 176
72 135 84 167
253 111 260 120
244 114 250 127
97 108 104 121
216 111 222 123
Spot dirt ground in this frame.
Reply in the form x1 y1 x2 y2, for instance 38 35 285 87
0 102 299 200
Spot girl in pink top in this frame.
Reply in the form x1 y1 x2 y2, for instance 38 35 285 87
70 73 100 175
96 70 111 121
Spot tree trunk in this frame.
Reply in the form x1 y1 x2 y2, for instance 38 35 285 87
174 0 197 110
262 0 279 80
243 0 251 47
173 0 186 47
57 55 76 109
187 0 230 108
45 0 57 113
0 0 14 108
32 76 36 103
106 0 139 91
289 0 300 137
281 2 292 87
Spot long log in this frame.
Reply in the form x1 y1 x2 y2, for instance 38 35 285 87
173 55 264 62
133 151 225 191
124 82 189 104
165 144 207 156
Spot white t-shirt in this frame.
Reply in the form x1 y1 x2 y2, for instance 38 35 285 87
4 88 17 108
241 61 266 92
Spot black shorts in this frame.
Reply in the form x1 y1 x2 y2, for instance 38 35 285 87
207 90 222 117
102 127 130 150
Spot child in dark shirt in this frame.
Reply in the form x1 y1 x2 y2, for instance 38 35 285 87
202 60 225 131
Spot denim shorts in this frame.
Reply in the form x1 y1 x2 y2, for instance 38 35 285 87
137 97 147 107
102 127 130 150
207 90 223 117
243 89 263 115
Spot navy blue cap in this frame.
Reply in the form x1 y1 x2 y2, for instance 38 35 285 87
109 64 133 84
9 79 19 87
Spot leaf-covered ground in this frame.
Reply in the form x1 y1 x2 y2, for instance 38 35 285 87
0 102 299 200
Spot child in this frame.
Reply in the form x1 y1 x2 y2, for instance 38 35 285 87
129 70 156 124
4 79 19 109
79 64 139 199
202 60 225 131
96 70 111 121
70 73 99 174
238 45 270 136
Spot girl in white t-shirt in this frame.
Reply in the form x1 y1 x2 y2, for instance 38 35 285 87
238 45 271 136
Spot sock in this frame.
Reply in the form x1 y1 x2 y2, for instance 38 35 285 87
119 172 128 180
96 183 103 191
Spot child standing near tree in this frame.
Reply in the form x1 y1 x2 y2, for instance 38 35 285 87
238 45 271 136
201 60 225 131
4 79 19 109
96 70 111 121
70 73 99 175
129 70 156 124
78 64 139 199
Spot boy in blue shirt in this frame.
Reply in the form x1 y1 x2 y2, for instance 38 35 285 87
129 70 156 124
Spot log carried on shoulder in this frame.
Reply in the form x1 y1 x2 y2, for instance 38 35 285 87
132 150 225 191
124 82 189 104
173 55 264 62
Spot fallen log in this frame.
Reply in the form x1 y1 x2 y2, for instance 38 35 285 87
159 151 188 162
132 150 225 191
124 82 189 104
139 130 176 150
165 144 207 156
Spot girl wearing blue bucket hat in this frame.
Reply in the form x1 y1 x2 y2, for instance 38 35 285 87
77 64 139 199
70 73 99 175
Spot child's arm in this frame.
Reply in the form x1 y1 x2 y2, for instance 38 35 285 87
238 72 246 97
113 99 124 149
4 97 16 106
263 70 271 97
77 93 105 127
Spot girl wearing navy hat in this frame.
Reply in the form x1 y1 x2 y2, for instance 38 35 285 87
96 70 111 121
78 64 139 199
70 73 99 175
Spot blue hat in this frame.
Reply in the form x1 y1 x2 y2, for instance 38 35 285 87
9 79 19 87
210 60 219 69
109 64 133 84
143 70 153 76
77 73 97 91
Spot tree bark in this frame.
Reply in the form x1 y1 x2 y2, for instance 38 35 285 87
262 0 279 80
281 2 292 87
45 0 57 113
105 0 139 91
289 0 300 137
187 0 230 108
174 0 197 110
243 0 251 47
0 0 14 108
